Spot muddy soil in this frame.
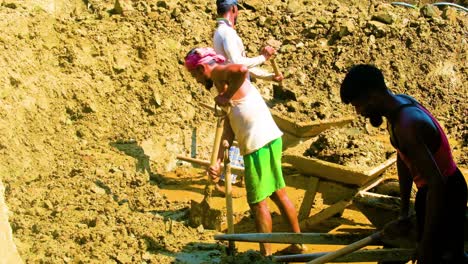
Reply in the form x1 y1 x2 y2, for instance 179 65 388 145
303 124 395 169
0 0 466 263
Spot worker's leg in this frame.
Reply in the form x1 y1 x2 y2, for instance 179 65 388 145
249 199 272 256
270 187 300 233
270 188 306 254
442 168 467 263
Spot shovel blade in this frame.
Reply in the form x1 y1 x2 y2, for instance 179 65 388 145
189 199 224 230
273 84 297 101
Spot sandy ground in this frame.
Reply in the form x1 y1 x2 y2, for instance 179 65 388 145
0 0 466 263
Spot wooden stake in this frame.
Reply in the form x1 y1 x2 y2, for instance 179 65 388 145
223 140 235 255
300 200 352 230
298 177 319 220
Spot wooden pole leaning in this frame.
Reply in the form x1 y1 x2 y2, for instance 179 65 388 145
223 140 236 255
203 105 227 201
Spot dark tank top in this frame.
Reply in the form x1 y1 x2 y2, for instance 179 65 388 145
387 95 457 188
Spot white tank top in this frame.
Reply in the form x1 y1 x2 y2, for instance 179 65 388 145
227 84 283 155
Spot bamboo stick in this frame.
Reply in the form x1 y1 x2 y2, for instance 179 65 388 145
273 248 413 263
214 232 379 245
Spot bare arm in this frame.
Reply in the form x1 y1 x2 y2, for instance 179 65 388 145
217 117 235 164
212 64 248 102
207 116 235 181
396 155 413 219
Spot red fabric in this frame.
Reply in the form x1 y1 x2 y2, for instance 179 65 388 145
398 104 457 188
184 47 226 71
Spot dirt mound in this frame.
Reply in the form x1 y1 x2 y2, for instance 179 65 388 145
0 0 466 263
304 125 395 169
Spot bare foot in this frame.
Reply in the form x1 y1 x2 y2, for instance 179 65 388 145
274 244 307 255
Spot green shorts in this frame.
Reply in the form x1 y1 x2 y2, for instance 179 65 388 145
243 137 285 204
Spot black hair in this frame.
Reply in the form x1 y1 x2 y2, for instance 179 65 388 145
340 64 387 104
216 0 237 15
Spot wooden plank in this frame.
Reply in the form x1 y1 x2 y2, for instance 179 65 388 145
359 176 387 192
365 156 397 178
300 200 352 229
214 232 379 245
317 180 357 204
273 248 414 263
281 131 306 150
283 154 396 186
283 155 368 186
298 177 320 220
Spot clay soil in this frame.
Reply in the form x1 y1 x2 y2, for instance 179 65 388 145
0 0 466 263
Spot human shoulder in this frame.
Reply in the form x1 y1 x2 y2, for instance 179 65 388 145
214 63 248 75
393 95 424 131
395 106 438 146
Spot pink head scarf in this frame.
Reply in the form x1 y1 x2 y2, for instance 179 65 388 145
184 47 226 71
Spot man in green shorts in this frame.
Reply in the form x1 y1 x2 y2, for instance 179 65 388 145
184 47 305 256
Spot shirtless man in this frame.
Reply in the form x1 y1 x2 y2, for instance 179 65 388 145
184 47 305 256
340 64 467 264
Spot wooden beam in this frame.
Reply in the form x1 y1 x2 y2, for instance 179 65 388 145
273 248 413 263
298 177 320 220
274 243 468 263
365 156 397 178
306 232 382 264
300 200 352 229
214 232 379 245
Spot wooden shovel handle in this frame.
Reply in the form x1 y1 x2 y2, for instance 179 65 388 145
271 57 281 76
203 104 227 199
271 57 284 87
223 140 236 254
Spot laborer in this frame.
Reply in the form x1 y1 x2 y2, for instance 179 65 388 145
214 0 282 82
340 64 467 264
213 0 283 196
184 47 305 256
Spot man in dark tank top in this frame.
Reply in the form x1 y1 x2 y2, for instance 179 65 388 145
340 64 467 264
